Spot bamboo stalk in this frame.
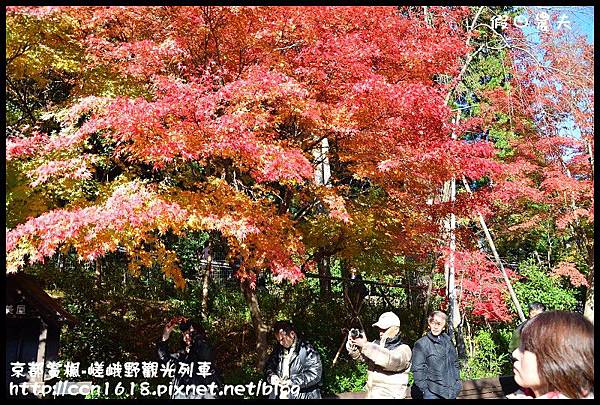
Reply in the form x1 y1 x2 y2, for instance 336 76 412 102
462 177 526 322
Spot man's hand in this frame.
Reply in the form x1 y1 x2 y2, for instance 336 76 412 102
350 335 368 348
269 375 281 385
162 317 185 341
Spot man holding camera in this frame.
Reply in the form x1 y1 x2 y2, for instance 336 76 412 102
264 320 323 399
157 317 222 399
346 311 412 399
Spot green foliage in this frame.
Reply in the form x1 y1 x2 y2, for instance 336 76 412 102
461 327 512 380
512 258 581 313
325 361 368 394
6 161 51 228
171 231 211 278
6 11 83 127
489 125 516 158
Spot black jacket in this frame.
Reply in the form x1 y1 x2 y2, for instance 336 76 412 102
157 338 223 399
264 338 322 399
411 332 461 399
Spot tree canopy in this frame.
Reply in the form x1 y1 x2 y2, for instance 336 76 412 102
6 7 594 371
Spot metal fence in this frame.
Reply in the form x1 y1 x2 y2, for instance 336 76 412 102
197 258 236 284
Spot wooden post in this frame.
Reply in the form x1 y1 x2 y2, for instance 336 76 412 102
35 319 48 398
462 177 526 322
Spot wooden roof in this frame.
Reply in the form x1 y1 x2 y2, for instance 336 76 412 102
6 272 77 326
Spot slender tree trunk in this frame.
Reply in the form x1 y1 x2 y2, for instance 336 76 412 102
422 6 433 27
464 315 474 357
446 174 466 357
534 250 543 266
437 11 503 353
95 258 102 289
313 136 332 297
317 254 332 299
240 278 269 370
441 112 462 345
201 248 212 320
587 140 594 177
313 137 331 186
420 257 437 336
405 269 412 311
447 177 460 333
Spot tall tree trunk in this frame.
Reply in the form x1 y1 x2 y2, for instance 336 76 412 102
95 258 102 289
313 136 332 297
313 137 331 186
587 139 594 178
447 177 460 333
317 253 331 299
441 112 462 346
420 257 437 336
201 247 212 321
422 6 433 27
445 175 465 356
240 278 269 370
438 10 498 352
405 269 412 312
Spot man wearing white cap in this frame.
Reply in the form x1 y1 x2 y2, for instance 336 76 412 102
346 311 412 398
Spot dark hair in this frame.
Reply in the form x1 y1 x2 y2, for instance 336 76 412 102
528 302 545 313
520 311 594 398
272 320 296 335
181 321 206 340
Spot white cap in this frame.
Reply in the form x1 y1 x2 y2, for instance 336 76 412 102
372 312 400 329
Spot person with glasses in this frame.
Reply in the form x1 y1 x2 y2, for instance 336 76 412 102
264 320 323 399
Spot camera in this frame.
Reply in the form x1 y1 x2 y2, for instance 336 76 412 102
179 320 192 332
349 328 362 339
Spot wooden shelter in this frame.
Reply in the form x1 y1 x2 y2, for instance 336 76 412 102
6 272 77 397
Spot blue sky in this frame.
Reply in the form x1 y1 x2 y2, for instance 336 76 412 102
519 6 594 44
510 7 593 160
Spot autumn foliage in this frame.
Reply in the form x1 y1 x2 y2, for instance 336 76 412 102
6 6 593 323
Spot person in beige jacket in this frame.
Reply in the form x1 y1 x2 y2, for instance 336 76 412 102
346 312 412 399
